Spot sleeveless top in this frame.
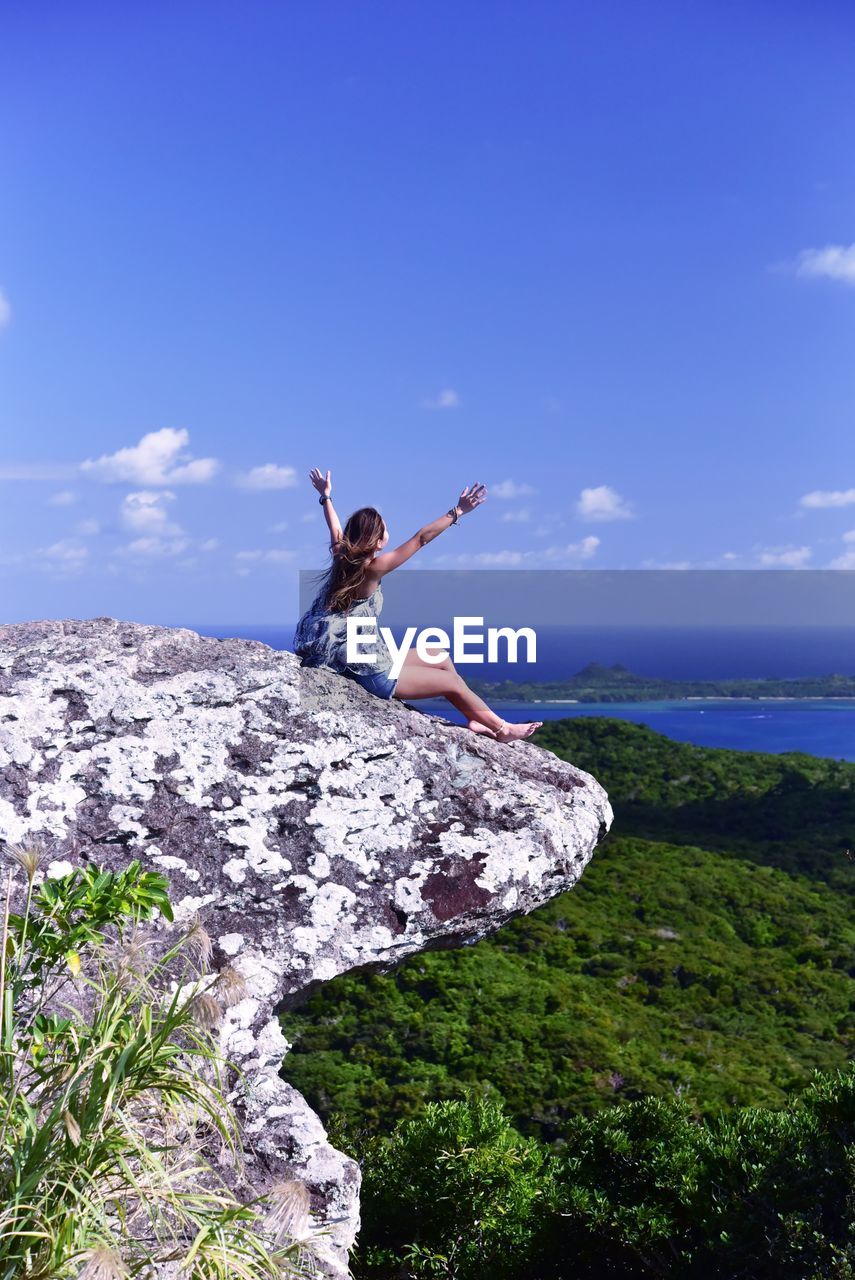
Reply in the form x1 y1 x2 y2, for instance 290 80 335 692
293 582 395 678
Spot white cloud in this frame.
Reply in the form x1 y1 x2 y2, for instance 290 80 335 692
433 550 523 567
491 479 536 500
33 539 89 571
269 520 290 533
81 428 219 486
829 549 855 568
641 559 693 570
0 288 10 328
113 529 216 559
500 509 531 524
0 537 89 574
542 536 600 562
435 536 598 568
237 463 297 491
234 548 296 567
420 388 460 410
799 488 855 510
116 536 191 558
757 545 812 568
471 550 525 566
794 244 855 285
576 485 633 522
75 518 101 536
843 530 855 543
121 490 181 535
722 551 739 561
48 490 78 506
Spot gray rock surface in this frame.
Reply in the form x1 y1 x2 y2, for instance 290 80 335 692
0 618 612 1275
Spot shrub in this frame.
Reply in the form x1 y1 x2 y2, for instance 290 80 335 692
348 1096 549 1279
348 1073 855 1279
0 845 312 1279
544 1071 855 1277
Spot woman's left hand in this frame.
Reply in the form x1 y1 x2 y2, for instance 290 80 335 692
309 467 332 498
457 482 487 514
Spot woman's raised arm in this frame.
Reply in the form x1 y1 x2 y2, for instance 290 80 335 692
373 483 487 575
309 467 343 549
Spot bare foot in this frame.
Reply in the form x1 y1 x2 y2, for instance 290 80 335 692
467 719 497 737
494 720 542 743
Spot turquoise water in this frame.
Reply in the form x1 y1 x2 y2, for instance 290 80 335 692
430 698 855 761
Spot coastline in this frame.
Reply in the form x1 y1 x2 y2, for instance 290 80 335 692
424 694 855 762
474 694 855 706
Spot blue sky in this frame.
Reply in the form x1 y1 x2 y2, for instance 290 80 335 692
1 1 854 625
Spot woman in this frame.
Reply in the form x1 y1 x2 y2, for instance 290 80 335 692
294 467 542 743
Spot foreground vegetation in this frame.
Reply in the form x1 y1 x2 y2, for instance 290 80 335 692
347 1078 855 1278
471 660 855 703
0 849 311 1278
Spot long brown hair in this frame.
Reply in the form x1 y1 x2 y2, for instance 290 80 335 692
320 506 386 613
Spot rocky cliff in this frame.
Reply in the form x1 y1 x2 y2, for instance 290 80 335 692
0 618 612 1276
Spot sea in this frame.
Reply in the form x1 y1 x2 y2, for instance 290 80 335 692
187 624 855 763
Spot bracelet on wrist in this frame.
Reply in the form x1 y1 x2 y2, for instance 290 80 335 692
447 506 460 525
319 494 331 505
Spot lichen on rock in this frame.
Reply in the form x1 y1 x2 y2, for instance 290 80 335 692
0 617 612 1276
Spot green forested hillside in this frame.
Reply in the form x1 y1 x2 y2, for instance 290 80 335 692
280 721 855 1140
538 718 855 892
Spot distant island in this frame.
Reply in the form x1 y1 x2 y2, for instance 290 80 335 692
469 661 855 703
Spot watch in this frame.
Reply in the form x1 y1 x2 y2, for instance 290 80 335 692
319 495 331 504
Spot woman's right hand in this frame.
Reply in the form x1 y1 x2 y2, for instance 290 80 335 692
309 467 332 498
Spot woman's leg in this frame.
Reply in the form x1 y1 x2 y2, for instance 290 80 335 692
398 648 496 734
394 649 542 741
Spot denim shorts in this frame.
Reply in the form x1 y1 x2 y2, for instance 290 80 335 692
344 666 398 701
